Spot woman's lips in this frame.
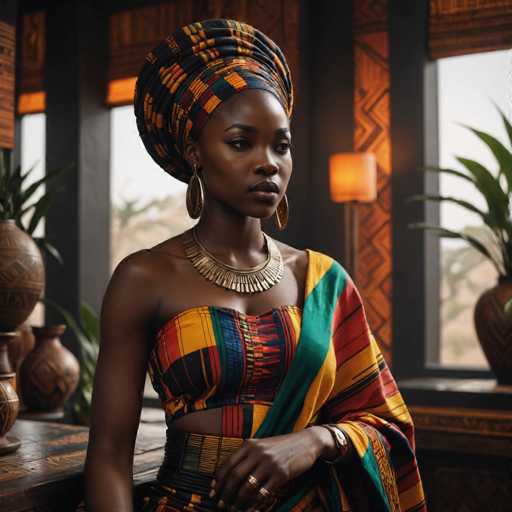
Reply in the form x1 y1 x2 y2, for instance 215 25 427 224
250 190 278 203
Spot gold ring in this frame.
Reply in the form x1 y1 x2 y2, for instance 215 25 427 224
258 486 271 498
247 474 259 486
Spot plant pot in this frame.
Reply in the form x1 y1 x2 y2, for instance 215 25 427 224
0 220 45 332
0 331 20 455
19 324 80 412
474 279 512 385
7 321 35 398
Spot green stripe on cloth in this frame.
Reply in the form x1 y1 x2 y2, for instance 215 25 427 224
255 260 347 437
360 448 393 512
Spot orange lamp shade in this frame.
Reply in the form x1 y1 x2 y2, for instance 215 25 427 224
329 152 377 202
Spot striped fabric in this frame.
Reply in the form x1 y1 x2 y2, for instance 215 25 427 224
147 249 426 511
134 18 293 183
148 304 302 438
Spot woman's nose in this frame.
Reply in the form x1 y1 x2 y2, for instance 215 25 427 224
255 162 279 176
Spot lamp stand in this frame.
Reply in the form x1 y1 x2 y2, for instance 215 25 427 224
343 201 358 280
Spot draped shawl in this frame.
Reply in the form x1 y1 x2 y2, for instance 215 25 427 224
254 249 427 512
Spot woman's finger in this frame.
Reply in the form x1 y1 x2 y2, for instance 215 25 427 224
231 463 273 509
212 442 250 501
214 450 258 508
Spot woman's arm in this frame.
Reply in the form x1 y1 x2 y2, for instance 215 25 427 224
84 251 160 512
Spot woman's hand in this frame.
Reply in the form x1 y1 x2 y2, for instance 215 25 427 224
209 426 334 511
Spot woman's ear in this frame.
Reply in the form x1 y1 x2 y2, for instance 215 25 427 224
184 141 201 169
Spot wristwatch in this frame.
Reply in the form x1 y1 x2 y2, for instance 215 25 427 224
318 424 349 464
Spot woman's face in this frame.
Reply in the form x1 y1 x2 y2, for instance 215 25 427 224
188 89 292 220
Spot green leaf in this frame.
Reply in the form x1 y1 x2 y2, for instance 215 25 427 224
27 192 53 234
409 223 502 273
20 166 64 206
461 124 512 193
456 157 509 228
41 239 63 265
408 194 491 224
505 298 512 319
423 165 476 184
493 101 512 148
79 302 100 343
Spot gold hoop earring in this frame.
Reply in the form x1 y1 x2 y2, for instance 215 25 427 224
186 164 204 219
275 194 289 231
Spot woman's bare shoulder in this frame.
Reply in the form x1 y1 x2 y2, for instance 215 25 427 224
273 238 308 283
112 233 187 283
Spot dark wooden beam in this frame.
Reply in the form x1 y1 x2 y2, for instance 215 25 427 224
307 0 354 263
390 0 438 378
44 0 110 354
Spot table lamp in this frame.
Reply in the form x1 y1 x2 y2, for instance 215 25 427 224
329 152 377 279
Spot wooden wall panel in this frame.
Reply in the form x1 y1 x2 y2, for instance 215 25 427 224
18 12 46 115
0 20 15 148
430 0 512 59
354 0 392 362
108 0 299 105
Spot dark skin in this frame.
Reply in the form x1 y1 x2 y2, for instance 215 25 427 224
84 89 341 512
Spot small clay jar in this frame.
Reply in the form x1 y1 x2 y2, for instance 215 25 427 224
20 324 80 412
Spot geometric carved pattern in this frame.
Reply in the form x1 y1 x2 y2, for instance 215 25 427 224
0 20 15 148
430 0 512 59
411 405 512 438
354 1 392 363
108 0 299 105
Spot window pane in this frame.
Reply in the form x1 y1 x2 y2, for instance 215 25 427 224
110 105 196 397
21 113 46 327
437 49 511 367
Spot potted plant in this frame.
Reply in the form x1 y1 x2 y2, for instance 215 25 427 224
0 150 66 373
410 105 512 384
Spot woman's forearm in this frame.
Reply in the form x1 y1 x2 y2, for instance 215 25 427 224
84 451 134 512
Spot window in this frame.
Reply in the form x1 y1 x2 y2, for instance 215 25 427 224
436 49 512 368
110 105 196 398
20 113 46 327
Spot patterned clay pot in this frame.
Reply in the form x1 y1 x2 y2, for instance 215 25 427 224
19 324 80 412
0 220 45 332
474 278 512 385
0 331 20 455
7 321 35 396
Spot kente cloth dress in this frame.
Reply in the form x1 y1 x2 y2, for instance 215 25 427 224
143 250 427 512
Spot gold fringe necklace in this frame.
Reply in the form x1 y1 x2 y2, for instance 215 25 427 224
183 227 284 294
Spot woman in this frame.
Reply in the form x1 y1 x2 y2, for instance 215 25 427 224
84 19 426 512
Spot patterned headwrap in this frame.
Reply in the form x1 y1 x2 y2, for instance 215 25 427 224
134 19 294 183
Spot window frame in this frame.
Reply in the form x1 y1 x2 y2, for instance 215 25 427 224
389 0 493 382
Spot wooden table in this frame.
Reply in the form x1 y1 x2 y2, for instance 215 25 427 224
0 414 166 512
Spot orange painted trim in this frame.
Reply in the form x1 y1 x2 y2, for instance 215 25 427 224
18 91 46 114
107 77 137 106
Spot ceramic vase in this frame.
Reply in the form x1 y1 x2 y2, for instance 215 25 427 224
474 278 512 385
0 220 45 332
20 324 80 412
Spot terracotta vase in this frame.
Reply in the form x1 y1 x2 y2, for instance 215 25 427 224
0 332 20 455
0 220 45 332
7 321 35 397
20 325 80 412
474 278 512 385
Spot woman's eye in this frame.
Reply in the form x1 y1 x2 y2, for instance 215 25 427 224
228 139 250 151
275 141 291 153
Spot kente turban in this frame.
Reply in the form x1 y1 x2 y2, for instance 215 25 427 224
134 19 294 183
